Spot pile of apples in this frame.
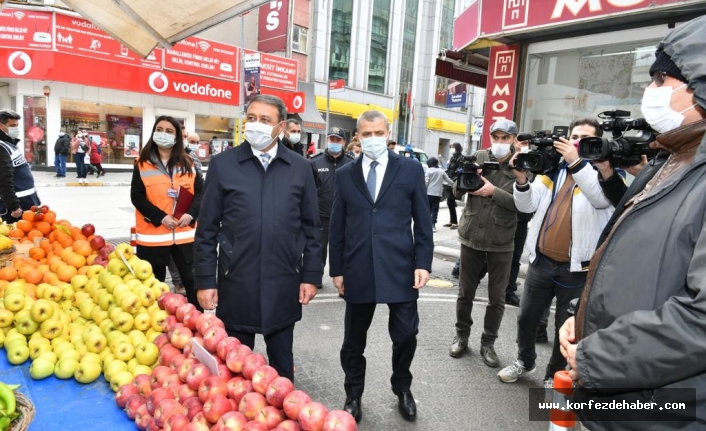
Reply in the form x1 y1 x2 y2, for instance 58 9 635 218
116 292 358 431
0 244 171 390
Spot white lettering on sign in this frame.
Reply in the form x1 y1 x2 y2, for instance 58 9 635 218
553 0 603 18
493 51 516 79
171 81 233 100
71 19 101 30
265 1 283 31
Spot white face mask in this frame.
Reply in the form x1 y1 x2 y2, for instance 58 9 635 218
153 131 176 148
519 146 531 153
360 136 388 160
5 126 20 139
491 143 511 159
288 133 301 144
245 121 277 151
641 83 696 134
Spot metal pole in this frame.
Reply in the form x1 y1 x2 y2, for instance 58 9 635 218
405 81 410 145
325 81 330 142
464 85 474 155
237 14 245 146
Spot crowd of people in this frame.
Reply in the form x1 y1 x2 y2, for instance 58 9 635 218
1 15 705 429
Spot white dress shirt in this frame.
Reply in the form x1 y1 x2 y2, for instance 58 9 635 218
362 151 388 201
251 142 279 167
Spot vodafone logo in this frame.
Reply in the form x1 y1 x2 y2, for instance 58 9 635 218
8 51 32 76
292 95 303 110
148 72 169 93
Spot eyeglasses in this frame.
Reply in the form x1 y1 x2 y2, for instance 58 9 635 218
651 71 667 87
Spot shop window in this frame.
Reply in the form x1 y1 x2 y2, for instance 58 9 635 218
329 0 353 83
22 96 47 166
60 100 143 165
522 41 658 133
194 115 234 164
292 25 308 54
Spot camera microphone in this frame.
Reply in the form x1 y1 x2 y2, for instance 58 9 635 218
601 110 631 117
517 133 533 141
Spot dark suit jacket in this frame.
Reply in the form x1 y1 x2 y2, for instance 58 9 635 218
329 150 434 304
193 141 323 335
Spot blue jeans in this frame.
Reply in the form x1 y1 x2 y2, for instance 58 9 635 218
74 153 86 178
55 154 66 176
516 254 585 380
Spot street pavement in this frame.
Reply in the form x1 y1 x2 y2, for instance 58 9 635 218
31 166 560 430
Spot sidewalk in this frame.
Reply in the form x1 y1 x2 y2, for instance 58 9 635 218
32 167 134 187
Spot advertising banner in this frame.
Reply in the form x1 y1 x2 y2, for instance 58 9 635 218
258 0 289 53
124 134 139 158
0 8 53 50
445 82 467 108
165 36 237 81
242 52 261 104
482 44 520 148
244 49 298 91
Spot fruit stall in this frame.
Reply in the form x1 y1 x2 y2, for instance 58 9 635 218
0 207 357 431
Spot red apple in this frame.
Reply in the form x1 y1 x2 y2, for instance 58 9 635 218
158 344 182 367
163 317 180 336
178 357 198 382
283 391 312 421
238 392 267 422
116 383 140 408
255 406 285 430
243 421 268 431
203 393 233 424
274 420 302 431
198 375 229 403
164 413 190 431
216 364 233 381
322 410 358 431
125 394 147 420
203 326 228 353
169 354 187 373
134 374 153 397
183 311 202 331
176 302 197 322
153 333 170 349
266 377 295 409
226 344 253 374
196 313 225 335
216 337 241 361
81 223 95 237
170 326 194 350
242 354 267 380
162 374 183 391
186 363 212 390
251 365 279 395
154 398 188 427
182 396 204 420
145 419 161 431
183 336 203 357
89 235 106 251
135 404 153 430
216 411 248 431
175 384 198 402
161 293 189 315
228 377 253 405
185 422 210 431
192 411 209 427
146 387 175 416
151 365 177 389
298 402 328 431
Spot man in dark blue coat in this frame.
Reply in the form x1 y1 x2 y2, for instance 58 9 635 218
0 109 40 223
329 110 434 423
193 95 323 381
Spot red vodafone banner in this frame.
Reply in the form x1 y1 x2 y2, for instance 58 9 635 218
54 13 162 69
259 87 305 113
482 44 520 149
244 49 298 91
0 8 53 50
258 0 289 53
165 36 238 81
1 49 239 105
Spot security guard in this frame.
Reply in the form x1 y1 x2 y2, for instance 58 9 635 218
0 109 40 223
310 126 354 281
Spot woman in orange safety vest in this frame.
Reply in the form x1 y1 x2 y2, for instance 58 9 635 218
130 115 204 309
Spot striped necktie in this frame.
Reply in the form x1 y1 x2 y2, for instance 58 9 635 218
260 153 271 171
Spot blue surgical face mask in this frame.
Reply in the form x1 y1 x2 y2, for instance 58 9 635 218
327 142 343 154
153 131 176 148
360 136 387 160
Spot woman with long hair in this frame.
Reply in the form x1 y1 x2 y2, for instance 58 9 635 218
130 115 204 308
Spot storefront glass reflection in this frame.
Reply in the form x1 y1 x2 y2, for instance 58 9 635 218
22 96 47 166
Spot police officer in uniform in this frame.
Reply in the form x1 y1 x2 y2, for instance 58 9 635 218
0 110 40 223
310 127 354 285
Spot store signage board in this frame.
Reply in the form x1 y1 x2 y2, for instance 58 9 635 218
0 8 53 50
482 44 520 149
54 13 162 69
243 49 298 91
259 87 305 113
124 134 139 157
1 50 240 105
257 0 289 53
452 1 479 51
329 79 345 93
165 35 237 81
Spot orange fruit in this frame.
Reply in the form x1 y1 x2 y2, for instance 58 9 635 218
43 211 56 225
25 283 36 299
65 253 86 269
56 220 71 227
78 266 89 275
35 222 51 236
73 234 87 242
29 247 46 260
27 230 43 241
72 240 92 257
22 268 42 285
21 211 35 222
86 254 98 266
8 229 24 239
56 265 78 282
48 257 63 273
16 220 33 233
0 267 18 281
43 272 59 285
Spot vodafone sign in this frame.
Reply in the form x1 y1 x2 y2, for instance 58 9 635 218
147 71 234 100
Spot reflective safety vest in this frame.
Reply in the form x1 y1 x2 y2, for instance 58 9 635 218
0 140 39 208
135 161 196 247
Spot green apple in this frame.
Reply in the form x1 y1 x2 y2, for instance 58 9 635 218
132 364 152 376
145 328 160 342
136 287 155 307
126 279 142 290
84 331 107 354
91 306 109 325
6 343 30 365
133 312 151 332
28 335 50 352
30 357 55 379
107 259 129 278
135 340 159 366
57 348 80 362
14 310 39 335
61 285 75 302
99 319 116 336
42 285 62 302
109 370 134 392
29 340 52 360
107 330 130 347
72 291 90 308
150 309 168 332
80 352 101 364
126 357 140 374
82 325 102 341
132 260 153 281
74 360 102 384
112 342 135 362
37 351 58 365
120 293 141 315
127 329 146 344
0 308 15 328
4 292 26 312
70 274 89 290
104 359 128 381
40 318 64 340
97 291 115 311
78 299 96 320
53 341 74 356
103 275 125 293
54 357 79 379
30 299 55 323
113 311 134 333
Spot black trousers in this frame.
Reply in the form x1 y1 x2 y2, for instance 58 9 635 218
445 189 458 224
507 220 529 296
340 301 418 398
320 216 330 267
151 244 200 311
428 195 441 224
227 325 295 381
456 245 512 346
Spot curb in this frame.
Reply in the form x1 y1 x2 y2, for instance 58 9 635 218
38 181 132 187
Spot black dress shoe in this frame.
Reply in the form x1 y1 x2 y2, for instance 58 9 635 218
343 397 361 423
397 390 416 421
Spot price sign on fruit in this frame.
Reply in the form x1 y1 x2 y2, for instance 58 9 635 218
190 338 220 377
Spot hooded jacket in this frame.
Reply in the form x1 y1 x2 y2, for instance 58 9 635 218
0 130 40 219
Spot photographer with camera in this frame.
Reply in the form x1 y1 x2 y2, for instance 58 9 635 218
448 119 521 368
559 16 706 429
497 118 614 387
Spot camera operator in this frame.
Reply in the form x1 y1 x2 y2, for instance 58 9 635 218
497 118 614 387
559 16 706 429
448 119 521 369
